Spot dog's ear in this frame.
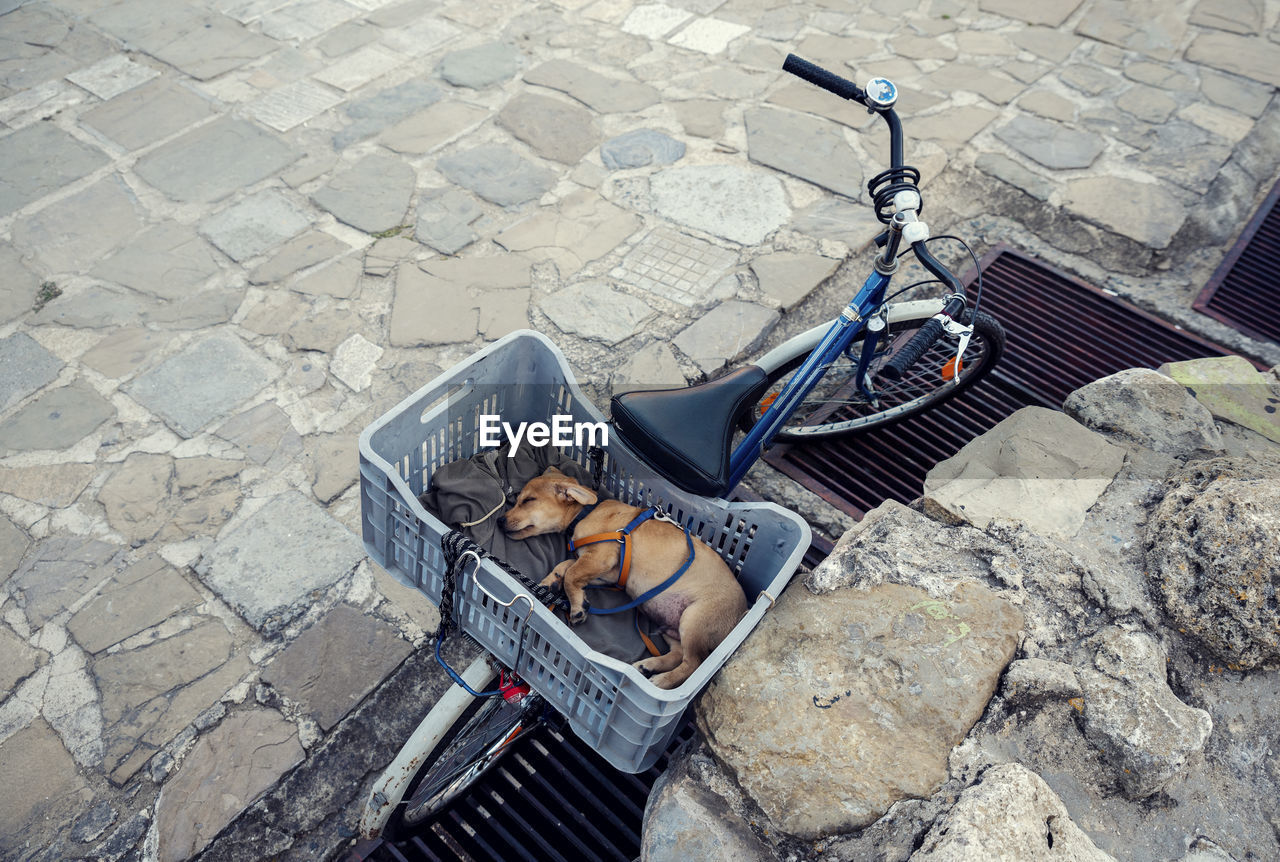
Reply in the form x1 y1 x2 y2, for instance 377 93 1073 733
554 482 598 506
541 465 565 477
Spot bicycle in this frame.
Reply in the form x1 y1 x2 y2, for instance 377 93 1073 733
357 53 1005 841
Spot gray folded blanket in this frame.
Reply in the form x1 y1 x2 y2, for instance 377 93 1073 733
420 441 666 663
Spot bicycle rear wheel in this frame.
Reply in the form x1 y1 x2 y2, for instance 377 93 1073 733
392 692 549 831
743 308 1005 440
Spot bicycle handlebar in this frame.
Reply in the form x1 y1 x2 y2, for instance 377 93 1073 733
782 53 907 196
782 53 866 103
880 295 966 380
912 241 965 296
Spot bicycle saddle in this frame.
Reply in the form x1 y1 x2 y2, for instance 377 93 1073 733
610 365 771 498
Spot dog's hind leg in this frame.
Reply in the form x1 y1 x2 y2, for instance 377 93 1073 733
647 599 738 689
634 640 682 678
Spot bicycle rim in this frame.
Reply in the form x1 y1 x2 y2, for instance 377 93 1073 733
398 694 544 828
748 309 1005 440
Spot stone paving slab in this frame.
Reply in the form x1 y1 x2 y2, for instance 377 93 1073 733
33 281 246 331
541 281 656 345
133 117 297 203
0 381 116 455
745 105 863 198
194 491 365 635
11 175 144 275
90 1 278 81
246 78 345 133
260 603 412 730
200 189 313 262
650 163 790 246
0 463 95 511
5 535 123 629
494 189 641 276
332 78 442 149
68 556 203 654
600 128 685 169
612 225 739 307
124 331 278 438
79 78 218 151
0 245 41 326
439 41 523 89
438 144 558 206
311 154 415 234
0 123 109 217
524 58 660 113
92 223 222 300
93 615 253 785
751 251 841 311
673 299 780 375
0 332 63 413
0 719 89 861
153 707 304 862
497 91 600 165
379 99 489 155
248 229 352 285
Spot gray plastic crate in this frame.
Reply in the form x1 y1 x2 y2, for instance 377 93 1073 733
359 330 810 773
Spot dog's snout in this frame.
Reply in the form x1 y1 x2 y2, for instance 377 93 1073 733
497 514 508 530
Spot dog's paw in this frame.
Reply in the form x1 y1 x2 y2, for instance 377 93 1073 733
632 657 659 677
567 601 590 626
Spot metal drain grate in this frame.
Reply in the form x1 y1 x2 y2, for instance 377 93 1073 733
351 718 697 862
763 247 1245 519
1194 175 1280 345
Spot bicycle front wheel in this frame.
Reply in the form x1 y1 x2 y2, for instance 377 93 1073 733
744 308 1005 440
394 692 547 830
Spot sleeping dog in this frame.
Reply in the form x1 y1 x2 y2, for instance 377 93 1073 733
499 467 747 689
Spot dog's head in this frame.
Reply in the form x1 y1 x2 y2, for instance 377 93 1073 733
499 467 599 540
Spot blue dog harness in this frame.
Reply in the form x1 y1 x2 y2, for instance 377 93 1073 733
567 505 696 616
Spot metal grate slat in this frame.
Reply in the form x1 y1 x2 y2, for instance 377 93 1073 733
1194 175 1280 345
765 247 1246 518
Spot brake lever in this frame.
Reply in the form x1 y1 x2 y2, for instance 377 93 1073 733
942 318 973 385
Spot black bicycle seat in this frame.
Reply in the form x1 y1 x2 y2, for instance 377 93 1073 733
610 365 771 498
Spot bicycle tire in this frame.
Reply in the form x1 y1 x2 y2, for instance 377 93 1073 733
743 308 1005 440
391 692 548 831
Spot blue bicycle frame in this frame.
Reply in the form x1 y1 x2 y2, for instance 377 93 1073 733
725 267 892 489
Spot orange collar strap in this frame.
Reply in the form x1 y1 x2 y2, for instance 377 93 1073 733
567 506 661 589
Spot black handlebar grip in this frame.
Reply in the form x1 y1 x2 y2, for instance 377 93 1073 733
881 316 946 381
783 53 864 102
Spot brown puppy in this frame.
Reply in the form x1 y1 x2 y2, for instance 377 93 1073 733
499 467 747 689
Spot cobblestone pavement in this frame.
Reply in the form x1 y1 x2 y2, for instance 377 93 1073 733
1 0 1279 859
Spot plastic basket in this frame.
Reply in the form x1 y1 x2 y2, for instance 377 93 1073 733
359 330 810 773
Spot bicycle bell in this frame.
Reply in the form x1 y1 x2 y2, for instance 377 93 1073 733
864 77 897 109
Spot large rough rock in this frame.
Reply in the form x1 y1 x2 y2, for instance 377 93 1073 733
922 406 1126 540
641 743 773 862
1144 455 1280 669
697 578 1022 838
1157 356 1280 445
1063 367 1224 459
909 763 1116 861
808 499 1097 658
1078 628 1213 799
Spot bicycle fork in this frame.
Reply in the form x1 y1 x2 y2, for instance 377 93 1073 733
726 269 891 489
